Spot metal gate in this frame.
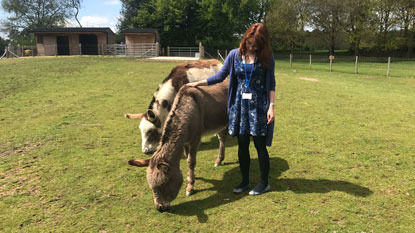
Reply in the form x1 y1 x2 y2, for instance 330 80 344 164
126 43 158 57
102 43 158 57
168 47 199 57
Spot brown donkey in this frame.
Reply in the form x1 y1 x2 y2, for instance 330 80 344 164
129 79 229 212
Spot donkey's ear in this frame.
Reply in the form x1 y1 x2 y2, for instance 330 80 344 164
157 162 169 173
125 113 144 120
128 159 150 167
146 110 161 127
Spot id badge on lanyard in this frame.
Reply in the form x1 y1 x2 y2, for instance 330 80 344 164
242 92 252 100
243 56 255 100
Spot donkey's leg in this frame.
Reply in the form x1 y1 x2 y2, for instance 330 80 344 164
186 143 199 196
214 128 228 167
183 144 190 159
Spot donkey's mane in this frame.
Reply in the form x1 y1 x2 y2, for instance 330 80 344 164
147 60 221 111
160 86 198 146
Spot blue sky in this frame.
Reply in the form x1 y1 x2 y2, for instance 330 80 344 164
68 0 122 31
1 0 122 38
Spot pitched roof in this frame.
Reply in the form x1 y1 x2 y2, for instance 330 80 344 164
30 27 115 34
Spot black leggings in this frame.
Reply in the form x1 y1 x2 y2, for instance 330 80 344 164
237 134 270 185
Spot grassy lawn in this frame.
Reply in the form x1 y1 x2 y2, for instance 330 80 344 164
1 56 415 232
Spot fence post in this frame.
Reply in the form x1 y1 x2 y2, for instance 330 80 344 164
55 45 58 57
167 46 170 57
79 43 82 55
309 54 312 70
32 46 34 57
355 56 358 74
329 56 333 72
199 42 204 59
387 57 391 78
156 42 160 56
290 54 293 68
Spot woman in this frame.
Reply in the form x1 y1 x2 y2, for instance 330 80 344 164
187 23 275 195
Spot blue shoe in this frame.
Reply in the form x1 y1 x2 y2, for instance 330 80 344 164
233 183 251 193
249 184 271 195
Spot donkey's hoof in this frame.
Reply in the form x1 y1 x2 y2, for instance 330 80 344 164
186 190 194 196
214 163 221 167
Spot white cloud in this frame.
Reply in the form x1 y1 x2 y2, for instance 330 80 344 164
80 16 110 26
66 16 119 33
104 0 120 5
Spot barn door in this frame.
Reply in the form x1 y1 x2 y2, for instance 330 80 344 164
79 34 98 55
56 36 70 55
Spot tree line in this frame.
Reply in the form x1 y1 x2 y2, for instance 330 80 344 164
1 0 414 56
118 0 270 49
267 0 415 56
0 0 81 46
120 0 415 56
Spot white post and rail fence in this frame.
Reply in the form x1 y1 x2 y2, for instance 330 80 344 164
286 53 397 78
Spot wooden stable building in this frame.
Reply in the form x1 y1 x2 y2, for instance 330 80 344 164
122 28 159 46
121 28 160 57
31 27 115 56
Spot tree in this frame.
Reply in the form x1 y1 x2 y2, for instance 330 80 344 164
195 0 270 47
372 0 399 51
118 0 150 31
1 0 79 29
1 0 82 44
130 0 202 46
394 0 415 56
197 0 241 47
266 0 309 52
71 0 82 27
343 0 374 55
308 0 346 55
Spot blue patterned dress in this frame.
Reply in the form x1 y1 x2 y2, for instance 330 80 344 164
228 54 268 136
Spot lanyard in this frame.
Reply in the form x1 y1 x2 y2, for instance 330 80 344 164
244 55 255 91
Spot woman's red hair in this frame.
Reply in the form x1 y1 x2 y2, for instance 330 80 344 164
239 23 272 69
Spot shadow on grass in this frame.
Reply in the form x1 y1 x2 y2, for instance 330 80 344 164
198 135 238 151
272 178 373 197
171 157 373 223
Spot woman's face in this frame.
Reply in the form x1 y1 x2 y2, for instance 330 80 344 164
246 37 257 53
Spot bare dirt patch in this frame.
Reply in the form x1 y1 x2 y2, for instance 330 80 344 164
1 140 49 158
0 160 41 198
1 142 41 157
299 77 319 82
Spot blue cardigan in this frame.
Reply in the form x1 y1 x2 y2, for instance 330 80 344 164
206 49 276 146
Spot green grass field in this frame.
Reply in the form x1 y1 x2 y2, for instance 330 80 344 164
1 56 415 232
